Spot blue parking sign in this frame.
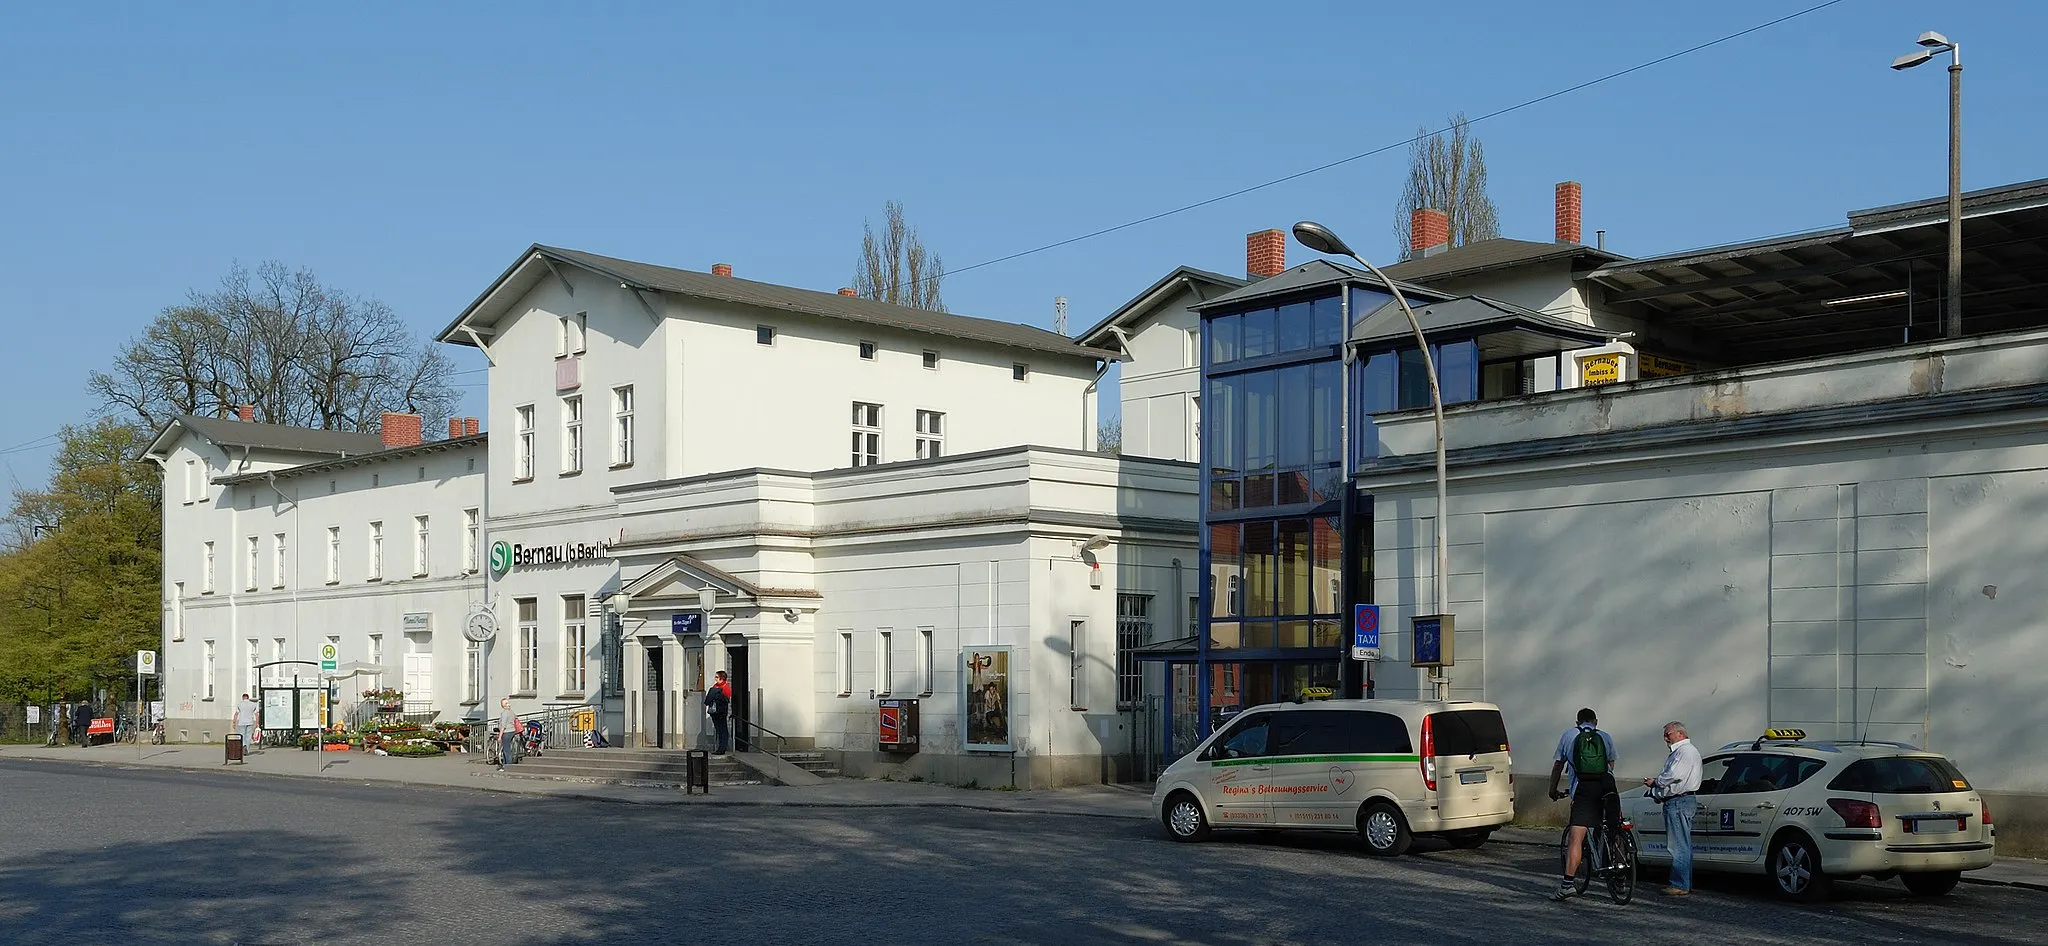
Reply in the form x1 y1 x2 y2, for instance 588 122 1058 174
1354 604 1380 649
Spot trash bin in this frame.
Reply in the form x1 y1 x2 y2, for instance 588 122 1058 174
225 732 244 764
685 748 710 795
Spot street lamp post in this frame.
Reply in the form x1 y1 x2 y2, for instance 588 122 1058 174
1292 221 1451 701
1892 30 1963 339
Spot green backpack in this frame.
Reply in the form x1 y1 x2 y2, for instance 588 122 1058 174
1572 728 1610 778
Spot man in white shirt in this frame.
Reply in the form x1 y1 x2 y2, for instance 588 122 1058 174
1644 720 1704 896
234 693 260 754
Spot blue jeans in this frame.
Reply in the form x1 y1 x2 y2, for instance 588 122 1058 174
499 732 518 766
1664 795 1699 890
711 714 730 754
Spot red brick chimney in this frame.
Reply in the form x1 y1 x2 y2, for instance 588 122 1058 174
1411 209 1450 256
711 263 733 277
448 418 464 439
237 405 255 422
837 288 857 296
380 412 422 449
464 417 480 437
1246 229 1286 279
1555 181 1583 244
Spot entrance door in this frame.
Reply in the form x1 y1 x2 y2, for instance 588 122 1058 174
642 644 665 748
403 653 432 707
729 645 750 752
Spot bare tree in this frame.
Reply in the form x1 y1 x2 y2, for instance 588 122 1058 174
855 201 946 311
1096 419 1122 457
89 262 458 434
1393 113 1501 259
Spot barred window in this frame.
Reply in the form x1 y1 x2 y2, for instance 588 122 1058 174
1116 593 1152 709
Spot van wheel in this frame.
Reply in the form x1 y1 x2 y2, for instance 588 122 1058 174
1445 828 1492 850
1767 832 1832 902
1902 871 1961 896
1163 792 1210 842
1358 802 1413 856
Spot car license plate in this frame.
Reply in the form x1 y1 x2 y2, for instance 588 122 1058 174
1907 818 1959 835
1459 771 1487 785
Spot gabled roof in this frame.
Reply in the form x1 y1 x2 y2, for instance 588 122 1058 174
1192 259 1453 313
1350 296 1613 359
441 244 1115 361
1380 238 1627 284
1074 266 1248 349
144 414 385 461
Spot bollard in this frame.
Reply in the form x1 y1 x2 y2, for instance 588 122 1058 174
225 732 245 765
685 748 710 795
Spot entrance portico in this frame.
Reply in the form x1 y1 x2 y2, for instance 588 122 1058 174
611 554 820 751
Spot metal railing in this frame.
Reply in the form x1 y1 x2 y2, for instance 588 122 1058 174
735 716 789 757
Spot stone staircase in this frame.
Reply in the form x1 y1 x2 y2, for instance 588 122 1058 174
495 747 764 788
775 750 841 778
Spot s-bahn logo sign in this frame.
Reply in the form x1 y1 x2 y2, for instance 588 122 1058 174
490 538 611 577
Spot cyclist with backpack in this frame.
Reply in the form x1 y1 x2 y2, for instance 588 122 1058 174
1546 707 1619 901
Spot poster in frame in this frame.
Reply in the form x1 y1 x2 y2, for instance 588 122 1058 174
962 646 1012 753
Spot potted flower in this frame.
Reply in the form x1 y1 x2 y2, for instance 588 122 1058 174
363 687 405 713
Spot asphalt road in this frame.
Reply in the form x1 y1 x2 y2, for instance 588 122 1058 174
0 758 2039 946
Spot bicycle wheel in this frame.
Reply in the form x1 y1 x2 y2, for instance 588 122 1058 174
1605 828 1638 904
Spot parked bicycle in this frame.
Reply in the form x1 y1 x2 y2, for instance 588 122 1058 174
1561 792 1638 904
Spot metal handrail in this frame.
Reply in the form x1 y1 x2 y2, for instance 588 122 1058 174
734 716 789 757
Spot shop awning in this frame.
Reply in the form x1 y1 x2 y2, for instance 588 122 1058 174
1131 636 1200 661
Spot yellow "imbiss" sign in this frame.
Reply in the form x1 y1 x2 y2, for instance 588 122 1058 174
1579 354 1622 386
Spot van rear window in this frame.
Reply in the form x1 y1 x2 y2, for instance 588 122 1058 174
1826 757 1972 794
1431 710 1510 757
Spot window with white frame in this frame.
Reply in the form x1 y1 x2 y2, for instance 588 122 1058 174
272 533 287 588
171 582 185 641
184 459 199 504
245 536 259 591
412 515 429 577
515 405 535 480
1012 363 1030 381
517 598 538 694
462 509 479 574
368 521 383 581
203 640 216 700
562 595 588 694
368 634 383 685
558 312 586 356
837 631 853 695
465 638 482 703
921 349 940 370
611 385 634 466
915 410 945 459
876 629 894 696
756 325 776 345
1116 594 1151 710
202 541 215 594
918 627 934 696
325 526 340 584
851 402 882 467
858 340 876 360
561 395 583 473
245 638 258 695
272 637 285 665
1069 618 1088 708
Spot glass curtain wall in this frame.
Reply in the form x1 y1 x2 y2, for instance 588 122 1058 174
1199 291 1347 737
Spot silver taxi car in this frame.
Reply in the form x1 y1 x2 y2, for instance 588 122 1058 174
1622 730 1996 900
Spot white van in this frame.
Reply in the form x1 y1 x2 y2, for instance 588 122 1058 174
1151 699 1516 855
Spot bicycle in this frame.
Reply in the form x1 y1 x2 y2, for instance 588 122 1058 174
1559 792 1638 904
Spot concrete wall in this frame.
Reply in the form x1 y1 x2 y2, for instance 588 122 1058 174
1357 329 2048 811
1116 284 1204 462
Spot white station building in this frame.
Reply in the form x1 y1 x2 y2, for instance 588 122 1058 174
152 246 1199 787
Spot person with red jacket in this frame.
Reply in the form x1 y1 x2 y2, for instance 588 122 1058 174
705 670 733 755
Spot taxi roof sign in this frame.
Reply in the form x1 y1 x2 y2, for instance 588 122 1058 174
1294 686 1337 702
1763 728 1807 741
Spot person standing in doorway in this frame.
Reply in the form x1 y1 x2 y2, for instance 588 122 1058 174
497 697 519 771
234 693 259 752
705 670 732 755
1645 720 1704 897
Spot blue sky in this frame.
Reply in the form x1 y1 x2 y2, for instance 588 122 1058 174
3 1 2042 487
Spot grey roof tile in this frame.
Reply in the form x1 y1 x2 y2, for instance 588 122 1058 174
169 414 385 457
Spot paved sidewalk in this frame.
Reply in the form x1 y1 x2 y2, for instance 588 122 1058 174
8 741 2042 892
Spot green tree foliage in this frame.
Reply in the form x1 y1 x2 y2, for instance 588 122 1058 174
0 419 162 701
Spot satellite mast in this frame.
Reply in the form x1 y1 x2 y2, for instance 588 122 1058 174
1054 296 1068 337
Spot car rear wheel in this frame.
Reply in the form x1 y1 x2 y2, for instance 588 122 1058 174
1767 832 1832 902
1358 802 1412 857
1163 792 1210 842
1902 871 1961 897
1445 828 1492 849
